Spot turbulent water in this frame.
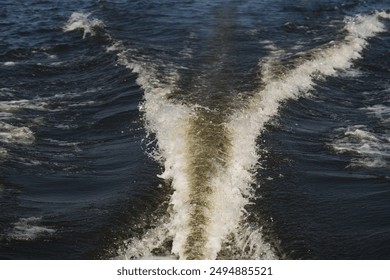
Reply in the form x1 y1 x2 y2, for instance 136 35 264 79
1 0 390 260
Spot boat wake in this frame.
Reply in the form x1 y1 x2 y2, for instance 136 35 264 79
64 10 390 259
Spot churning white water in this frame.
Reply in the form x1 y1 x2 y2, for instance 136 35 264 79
63 11 390 259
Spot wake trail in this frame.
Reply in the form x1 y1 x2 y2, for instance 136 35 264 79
63 11 390 259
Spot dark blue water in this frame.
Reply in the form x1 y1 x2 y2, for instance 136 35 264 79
0 0 389 259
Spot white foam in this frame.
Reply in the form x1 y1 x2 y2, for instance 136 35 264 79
0 121 35 145
365 104 390 123
230 11 389 154
218 10 390 257
225 9 389 256
119 217 174 260
110 41 199 259
0 95 51 156
339 68 363 78
331 125 389 168
0 89 99 116
136 71 194 259
44 138 82 153
54 124 73 130
0 99 49 113
108 40 209 259
117 11 389 259
3 61 16 66
115 54 275 259
63 12 105 39
8 217 56 241
17 158 44 167
0 147 8 161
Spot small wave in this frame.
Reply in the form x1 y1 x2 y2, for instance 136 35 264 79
365 104 390 123
0 88 16 97
0 112 13 120
339 68 363 78
63 12 105 39
0 89 100 118
54 124 75 130
331 125 389 168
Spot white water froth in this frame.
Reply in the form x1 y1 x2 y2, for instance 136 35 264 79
121 11 389 259
0 87 100 157
365 104 390 123
225 10 390 257
62 11 390 259
8 217 56 241
0 99 49 113
229 11 390 173
331 125 390 168
0 89 99 118
0 91 50 156
106 29 277 260
0 121 35 145
0 147 8 161
3 61 17 67
63 12 105 39
105 34 201 259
